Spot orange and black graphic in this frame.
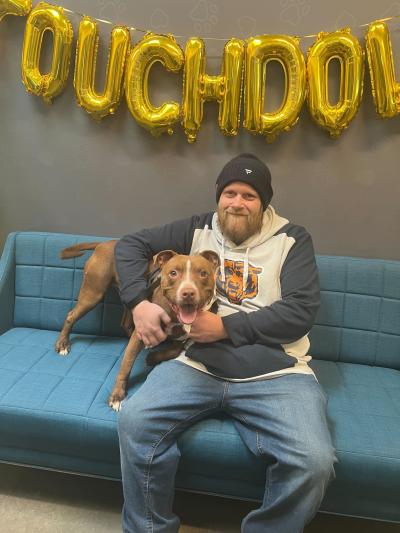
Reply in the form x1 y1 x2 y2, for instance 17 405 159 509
217 259 263 305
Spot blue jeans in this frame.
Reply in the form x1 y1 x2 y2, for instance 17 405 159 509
117 360 336 533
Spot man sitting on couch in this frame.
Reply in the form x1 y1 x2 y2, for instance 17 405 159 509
115 153 337 533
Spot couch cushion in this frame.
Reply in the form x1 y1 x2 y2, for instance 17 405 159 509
13 233 126 337
312 256 400 370
0 328 130 466
309 358 400 520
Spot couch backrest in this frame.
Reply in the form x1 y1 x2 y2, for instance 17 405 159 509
311 256 400 370
13 232 126 338
9 232 400 370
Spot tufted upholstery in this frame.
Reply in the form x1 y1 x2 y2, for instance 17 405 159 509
13 233 125 336
310 256 400 369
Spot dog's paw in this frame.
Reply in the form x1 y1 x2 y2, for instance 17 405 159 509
55 339 71 356
109 400 123 412
108 390 126 411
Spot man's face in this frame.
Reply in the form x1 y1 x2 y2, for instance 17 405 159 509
217 181 264 245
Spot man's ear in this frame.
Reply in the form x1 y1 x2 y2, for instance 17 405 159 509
200 250 220 270
153 250 177 268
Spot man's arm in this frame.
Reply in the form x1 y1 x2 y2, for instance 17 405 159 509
220 226 320 347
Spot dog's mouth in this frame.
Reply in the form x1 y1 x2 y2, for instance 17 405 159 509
171 303 199 325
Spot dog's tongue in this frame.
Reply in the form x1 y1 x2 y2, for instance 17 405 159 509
176 305 198 325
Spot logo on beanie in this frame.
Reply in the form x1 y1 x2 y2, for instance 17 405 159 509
245 169 252 174
216 259 263 305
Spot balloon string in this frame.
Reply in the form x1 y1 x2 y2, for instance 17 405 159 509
62 7 229 39
302 14 400 38
62 7 400 41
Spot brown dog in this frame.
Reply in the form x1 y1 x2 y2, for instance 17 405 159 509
55 241 220 411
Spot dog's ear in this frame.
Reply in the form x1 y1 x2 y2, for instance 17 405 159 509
153 250 177 267
200 250 220 270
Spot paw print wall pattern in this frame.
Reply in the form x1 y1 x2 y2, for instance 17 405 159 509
189 0 218 34
279 0 311 26
150 8 169 31
98 0 126 21
87 1 400 40
335 11 358 31
237 16 256 38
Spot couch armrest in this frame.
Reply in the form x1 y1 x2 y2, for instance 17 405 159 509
0 232 17 334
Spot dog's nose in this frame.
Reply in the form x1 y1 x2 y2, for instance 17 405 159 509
182 289 195 298
181 288 195 299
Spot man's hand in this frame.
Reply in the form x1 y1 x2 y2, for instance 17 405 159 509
189 311 229 343
132 300 171 348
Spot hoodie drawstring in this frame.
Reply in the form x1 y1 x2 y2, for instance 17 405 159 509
217 234 248 291
220 235 226 282
243 247 249 292
201 224 209 249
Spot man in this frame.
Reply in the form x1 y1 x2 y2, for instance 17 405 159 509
115 153 336 533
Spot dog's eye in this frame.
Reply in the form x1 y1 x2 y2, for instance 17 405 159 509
200 270 208 278
169 270 178 277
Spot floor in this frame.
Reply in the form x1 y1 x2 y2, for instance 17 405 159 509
0 463 398 532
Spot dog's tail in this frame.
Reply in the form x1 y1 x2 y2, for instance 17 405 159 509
60 242 101 259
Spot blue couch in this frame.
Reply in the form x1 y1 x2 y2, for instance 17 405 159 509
0 231 399 523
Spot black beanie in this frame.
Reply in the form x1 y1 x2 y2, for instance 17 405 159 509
215 153 273 210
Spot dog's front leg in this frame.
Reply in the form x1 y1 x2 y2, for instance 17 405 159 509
109 333 143 412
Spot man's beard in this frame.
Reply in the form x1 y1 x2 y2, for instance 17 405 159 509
218 206 264 245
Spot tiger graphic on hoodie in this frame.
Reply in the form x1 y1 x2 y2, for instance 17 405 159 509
217 260 263 305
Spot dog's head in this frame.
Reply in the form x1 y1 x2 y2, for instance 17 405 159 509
154 250 220 325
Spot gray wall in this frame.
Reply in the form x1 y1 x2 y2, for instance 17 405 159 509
1 0 399 259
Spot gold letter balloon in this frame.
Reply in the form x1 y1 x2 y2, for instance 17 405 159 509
0 0 31 21
21 2 73 103
74 17 130 120
243 35 306 142
307 29 364 138
125 33 184 137
183 37 245 143
365 21 400 119
14 10 400 139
